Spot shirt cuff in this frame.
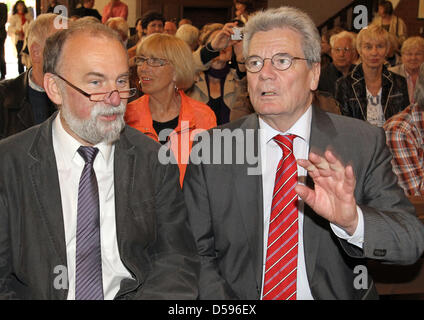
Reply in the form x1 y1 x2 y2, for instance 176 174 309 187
330 206 364 249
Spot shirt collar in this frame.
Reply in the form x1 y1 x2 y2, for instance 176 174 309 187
28 69 45 93
259 105 312 146
52 111 114 165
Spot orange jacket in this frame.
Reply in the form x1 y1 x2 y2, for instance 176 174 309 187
125 90 217 186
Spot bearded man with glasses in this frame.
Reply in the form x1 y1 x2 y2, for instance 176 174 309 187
0 19 199 300
183 7 424 300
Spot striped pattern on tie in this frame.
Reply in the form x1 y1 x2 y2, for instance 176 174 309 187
75 146 104 300
263 134 298 300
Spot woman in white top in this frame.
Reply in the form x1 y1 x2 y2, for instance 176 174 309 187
7 1 33 74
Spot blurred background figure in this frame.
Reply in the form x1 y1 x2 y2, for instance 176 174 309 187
384 63 424 196
233 0 253 24
336 25 409 127
102 0 128 24
320 26 344 70
0 13 67 139
318 30 356 97
176 23 199 52
105 17 128 46
390 36 424 104
125 33 216 186
7 0 33 74
385 33 401 67
178 18 192 28
164 20 177 35
72 0 102 21
127 17 142 49
45 0 58 13
0 2 7 80
371 0 407 44
141 10 165 36
187 23 244 125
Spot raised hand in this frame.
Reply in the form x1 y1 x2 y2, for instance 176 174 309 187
295 150 359 235
210 22 238 51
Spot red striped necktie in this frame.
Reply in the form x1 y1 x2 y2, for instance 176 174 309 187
263 134 298 300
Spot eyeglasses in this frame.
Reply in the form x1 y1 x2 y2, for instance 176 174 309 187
135 56 169 67
55 74 137 102
332 47 354 54
245 53 309 73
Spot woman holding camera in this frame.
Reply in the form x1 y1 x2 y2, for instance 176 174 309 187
188 23 246 125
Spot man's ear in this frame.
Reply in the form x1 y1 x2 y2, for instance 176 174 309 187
44 73 63 105
29 42 41 65
309 62 321 91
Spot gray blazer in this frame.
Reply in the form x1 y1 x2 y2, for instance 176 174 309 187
0 113 199 299
183 105 424 300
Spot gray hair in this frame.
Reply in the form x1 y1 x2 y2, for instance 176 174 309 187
414 63 424 106
330 31 356 50
175 24 200 51
27 13 68 50
242 6 321 67
43 19 124 75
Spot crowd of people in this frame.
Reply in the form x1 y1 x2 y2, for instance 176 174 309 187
0 0 423 300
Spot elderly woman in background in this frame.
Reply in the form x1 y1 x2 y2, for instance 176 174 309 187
187 23 245 125
335 25 409 127
175 23 199 52
390 36 424 104
125 33 216 186
7 0 33 74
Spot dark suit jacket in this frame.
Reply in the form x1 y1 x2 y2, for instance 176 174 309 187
183 106 424 300
335 63 410 122
0 70 56 139
0 113 199 299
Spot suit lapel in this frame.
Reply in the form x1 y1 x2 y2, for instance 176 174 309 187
232 114 264 297
27 114 68 299
302 105 337 295
113 128 141 298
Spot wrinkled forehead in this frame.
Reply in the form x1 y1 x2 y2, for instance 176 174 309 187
333 36 353 48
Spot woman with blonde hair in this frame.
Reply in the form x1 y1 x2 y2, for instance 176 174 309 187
335 25 409 127
125 33 216 186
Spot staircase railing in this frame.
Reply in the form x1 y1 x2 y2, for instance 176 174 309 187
318 0 380 35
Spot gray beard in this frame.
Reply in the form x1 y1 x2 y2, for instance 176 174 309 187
61 101 126 145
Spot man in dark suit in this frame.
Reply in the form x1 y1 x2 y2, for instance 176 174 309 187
183 7 424 300
0 2 7 80
0 19 198 299
0 14 61 140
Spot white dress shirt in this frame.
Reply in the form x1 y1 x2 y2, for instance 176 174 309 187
52 113 132 300
259 105 364 300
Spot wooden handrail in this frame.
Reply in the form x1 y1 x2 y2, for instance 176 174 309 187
317 0 379 34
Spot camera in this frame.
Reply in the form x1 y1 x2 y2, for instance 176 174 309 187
231 27 243 40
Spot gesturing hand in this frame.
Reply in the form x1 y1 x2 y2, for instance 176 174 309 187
295 150 359 235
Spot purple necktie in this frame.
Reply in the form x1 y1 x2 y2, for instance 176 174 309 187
75 146 104 300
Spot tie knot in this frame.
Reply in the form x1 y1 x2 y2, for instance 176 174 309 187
77 146 99 164
273 134 296 153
